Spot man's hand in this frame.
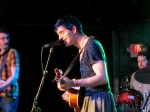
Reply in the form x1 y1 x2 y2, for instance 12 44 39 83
62 91 70 102
57 77 74 91
0 80 5 90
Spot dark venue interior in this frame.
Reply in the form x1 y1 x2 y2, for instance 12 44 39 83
0 0 150 112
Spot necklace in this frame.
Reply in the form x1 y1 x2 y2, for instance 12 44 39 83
81 36 86 49
79 36 86 60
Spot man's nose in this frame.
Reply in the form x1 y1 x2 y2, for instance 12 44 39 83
58 35 63 40
59 37 62 40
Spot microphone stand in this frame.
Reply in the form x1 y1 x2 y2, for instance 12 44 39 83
141 91 150 112
31 47 53 112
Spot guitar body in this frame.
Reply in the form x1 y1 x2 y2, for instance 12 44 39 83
68 87 85 112
0 79 9 97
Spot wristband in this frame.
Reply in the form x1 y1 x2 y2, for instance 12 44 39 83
72 79 79 87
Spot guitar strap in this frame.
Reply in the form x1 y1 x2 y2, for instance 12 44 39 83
61 45 85 78
0 48 10 77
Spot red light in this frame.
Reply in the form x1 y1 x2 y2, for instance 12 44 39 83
130 44 142 54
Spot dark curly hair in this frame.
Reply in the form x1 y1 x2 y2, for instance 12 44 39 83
54 15 83 34
0 26 10 34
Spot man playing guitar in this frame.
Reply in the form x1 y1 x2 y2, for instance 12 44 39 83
53 15 116 112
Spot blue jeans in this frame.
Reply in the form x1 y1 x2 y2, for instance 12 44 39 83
0 96 18 112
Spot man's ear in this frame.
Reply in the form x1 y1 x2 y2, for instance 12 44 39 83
72 26 77 34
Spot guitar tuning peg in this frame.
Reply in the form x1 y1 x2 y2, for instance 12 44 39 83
59 69 63 75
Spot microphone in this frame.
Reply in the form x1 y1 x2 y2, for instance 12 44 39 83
125 76 129 88
43 40 64 48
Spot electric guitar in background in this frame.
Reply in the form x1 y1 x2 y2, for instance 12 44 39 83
0 79 11 97
54 68 85 112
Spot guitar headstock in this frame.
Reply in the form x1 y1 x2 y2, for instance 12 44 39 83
54 68 63 82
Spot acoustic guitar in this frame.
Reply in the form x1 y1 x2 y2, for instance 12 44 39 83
54 68 85 112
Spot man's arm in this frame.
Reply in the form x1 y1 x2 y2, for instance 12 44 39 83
0 66 20 89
